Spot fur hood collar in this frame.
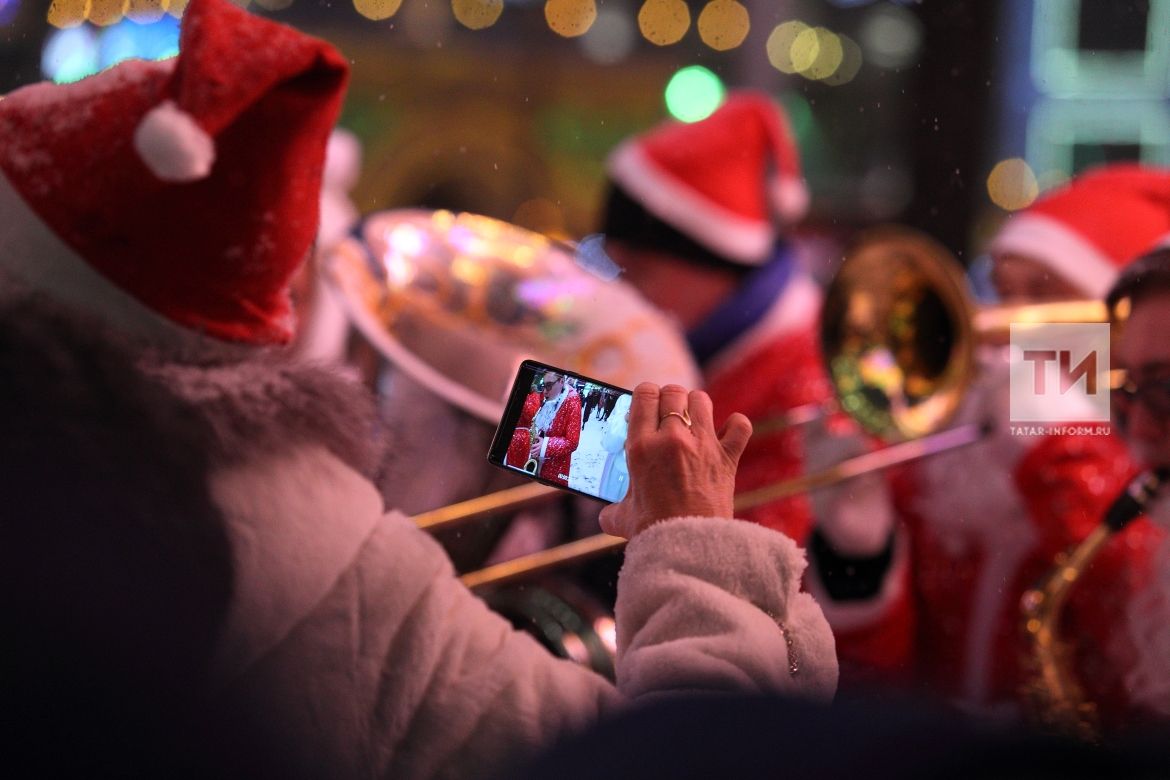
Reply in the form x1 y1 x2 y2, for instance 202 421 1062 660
2 291 383 480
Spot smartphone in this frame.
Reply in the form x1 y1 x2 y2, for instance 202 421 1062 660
487 359 634 504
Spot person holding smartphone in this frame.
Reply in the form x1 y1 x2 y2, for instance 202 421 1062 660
0 3 837 777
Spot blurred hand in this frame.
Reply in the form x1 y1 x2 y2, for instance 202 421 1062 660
599 383 752 539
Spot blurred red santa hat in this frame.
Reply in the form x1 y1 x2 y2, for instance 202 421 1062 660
605 91 808 266
989 163 1170 299
0 0 348 346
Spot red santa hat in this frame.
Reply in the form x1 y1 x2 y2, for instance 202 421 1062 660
605 91 808 266
989 163 1170 299
0 0 349 346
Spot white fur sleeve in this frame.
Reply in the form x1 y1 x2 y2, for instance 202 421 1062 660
230 510 836 779
616 516 838 702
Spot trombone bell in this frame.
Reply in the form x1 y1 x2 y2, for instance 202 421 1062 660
821 226 975 442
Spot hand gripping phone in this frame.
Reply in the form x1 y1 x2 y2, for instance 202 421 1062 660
487 360 633 503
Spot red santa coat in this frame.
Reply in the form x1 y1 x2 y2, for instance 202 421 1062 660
506 388 582 486
824 424 1168 728
705 273 832 544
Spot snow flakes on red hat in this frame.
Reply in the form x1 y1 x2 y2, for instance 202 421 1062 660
0 0 349 345
605 91 809 266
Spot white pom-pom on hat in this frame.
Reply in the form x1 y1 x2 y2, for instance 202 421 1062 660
133 100 216 183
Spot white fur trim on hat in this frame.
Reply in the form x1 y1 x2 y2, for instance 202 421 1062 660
608 141 773 265
989 212 1119 299
133 100 216 183
771 175 809 222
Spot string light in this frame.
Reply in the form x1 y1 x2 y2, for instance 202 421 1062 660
545 0 595 38
353 0 401 20
637 0 689 47
126 0 167 23
696 0 748 52
43 12 179 82
48 0 90 29
452 0 503 30
87 0 128 27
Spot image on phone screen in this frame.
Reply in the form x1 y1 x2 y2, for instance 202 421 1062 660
487 360 633 503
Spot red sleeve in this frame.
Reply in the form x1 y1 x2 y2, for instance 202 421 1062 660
1014 433 1137 552
505 394 540 467
545 391 581 461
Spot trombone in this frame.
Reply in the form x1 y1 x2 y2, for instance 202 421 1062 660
411 225 1109 590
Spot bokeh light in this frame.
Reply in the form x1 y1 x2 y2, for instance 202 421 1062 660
42 25 99 83
0 0 19 26
452 0 503 30
664 65 725 123
125 0 166 23
47 0 90 29
789 25 820 74
696 0 748 52
766 20 808 74
89 0 126 23
859 2 922 69
987 158 1040 211
768 20 862 84
353 0 401 21
168 0 188 16
545 0 595 38
42 13 179 82
801 27 843 80
579 6 635 64
637 0 689 47
822 33 863 85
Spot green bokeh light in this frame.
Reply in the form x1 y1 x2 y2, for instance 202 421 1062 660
664 65 726 123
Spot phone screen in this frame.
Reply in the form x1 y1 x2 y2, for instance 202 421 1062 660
487 360 634 504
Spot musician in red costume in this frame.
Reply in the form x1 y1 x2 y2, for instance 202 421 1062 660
600 92 837 545
808 165 1170 728
1110 249 1170 719
506 370 582 486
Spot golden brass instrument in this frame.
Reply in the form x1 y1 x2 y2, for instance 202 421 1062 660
522 423 542 474
415 225 1111 590
1019 468 1169 741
